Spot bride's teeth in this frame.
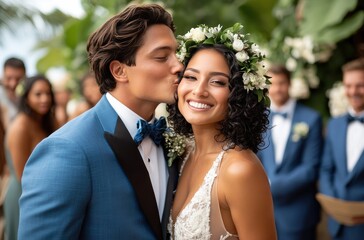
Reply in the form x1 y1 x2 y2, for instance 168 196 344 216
189 101 210 109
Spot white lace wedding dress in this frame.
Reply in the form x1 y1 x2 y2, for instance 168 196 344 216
168 150 239 240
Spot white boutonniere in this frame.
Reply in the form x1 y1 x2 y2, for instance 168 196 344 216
163 129 187 167
292 122 309 142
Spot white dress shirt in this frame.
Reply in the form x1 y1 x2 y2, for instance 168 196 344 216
271 99 296 165
106 93 168 220
346 108 364 172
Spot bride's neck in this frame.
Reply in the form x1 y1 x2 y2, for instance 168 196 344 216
192 127 226 155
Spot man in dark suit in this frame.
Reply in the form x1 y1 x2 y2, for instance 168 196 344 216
18 3 183 239
258 65 323 240
319 58 364 240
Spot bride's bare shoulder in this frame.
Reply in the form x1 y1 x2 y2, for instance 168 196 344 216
220 149 267 183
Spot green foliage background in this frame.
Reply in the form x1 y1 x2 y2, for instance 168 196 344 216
2 0 363 120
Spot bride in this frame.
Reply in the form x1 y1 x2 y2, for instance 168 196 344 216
167 23 277 239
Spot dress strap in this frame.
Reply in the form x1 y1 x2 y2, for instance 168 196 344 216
210 150 239 239
178 151 190 176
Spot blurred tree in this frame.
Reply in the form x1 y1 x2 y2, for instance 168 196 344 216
0 1 70 44
0 2 35 31
35 0 132 84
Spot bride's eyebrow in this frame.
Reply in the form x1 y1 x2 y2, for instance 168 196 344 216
185 68 229 79
209 72 229 79
184 68 199 73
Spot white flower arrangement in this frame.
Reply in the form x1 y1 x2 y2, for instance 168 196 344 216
326 82 349 117
163 128 187 167
291 122 309 142
282 36 335 99
289 77 310 99
284 36 316 64
176 23 270 106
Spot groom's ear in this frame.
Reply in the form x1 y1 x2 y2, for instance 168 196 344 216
110 60 128 83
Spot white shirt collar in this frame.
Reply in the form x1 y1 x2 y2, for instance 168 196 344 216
348 107 364 118
105 92 155 138
270 98 296 118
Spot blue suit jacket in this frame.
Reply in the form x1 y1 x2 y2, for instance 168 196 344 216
319 113 364 238
258 103 322 232
18 95 179 240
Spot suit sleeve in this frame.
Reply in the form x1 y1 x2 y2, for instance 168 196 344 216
319 120 336 197
270 114 323 200
18 136 91 240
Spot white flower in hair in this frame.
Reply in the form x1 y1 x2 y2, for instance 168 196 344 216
235 51 249 62
187 27 206 42
206 25 222 37
176 44 187 63
256 61 268 77
243 73 256 90
232 36 245 51
251 43 261 54
225 30 234 41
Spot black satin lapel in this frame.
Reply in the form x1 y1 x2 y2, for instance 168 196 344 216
104 118 162 239
161 157 179 240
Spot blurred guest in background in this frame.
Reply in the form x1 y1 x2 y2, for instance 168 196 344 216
54 87 72 127
258 64 323 240
52 74 72 128
4 75 56 240
0 57 26 130
319 58 364 240
69 71 102 120
0 57 26 240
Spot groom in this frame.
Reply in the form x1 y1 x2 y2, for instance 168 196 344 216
18 3 183 240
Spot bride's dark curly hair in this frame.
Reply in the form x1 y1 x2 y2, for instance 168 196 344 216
167 44 270 153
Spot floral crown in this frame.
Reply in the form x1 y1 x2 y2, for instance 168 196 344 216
176 23 270 106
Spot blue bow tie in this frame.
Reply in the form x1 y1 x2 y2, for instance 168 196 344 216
133 117 167 146
347 115 364 123
272 111 288 119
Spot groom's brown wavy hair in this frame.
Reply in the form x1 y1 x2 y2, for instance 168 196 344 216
87 3 175 94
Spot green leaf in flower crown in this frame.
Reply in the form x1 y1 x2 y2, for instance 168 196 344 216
256 89 263 102
203 38 215 44
220 33 228 42
265 96 271 108
184 40 196 49
232 22 243 32
225 42 233 49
